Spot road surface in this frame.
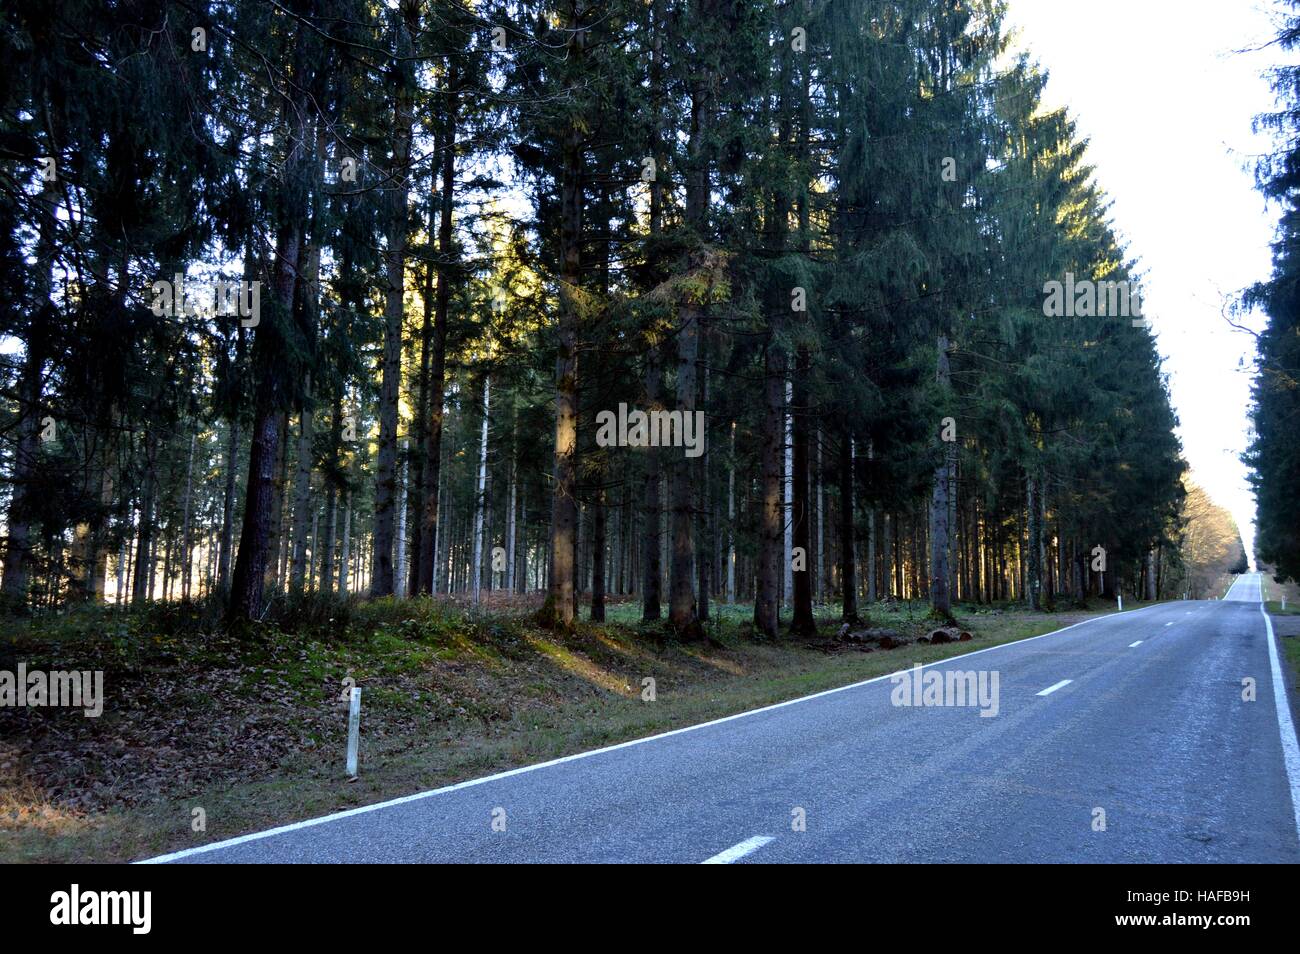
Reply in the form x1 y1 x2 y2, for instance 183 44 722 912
145 573 1300 863
1224 573 1263 602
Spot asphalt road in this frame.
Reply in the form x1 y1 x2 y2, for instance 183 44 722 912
1224 572 1263 602
145 573 1300 863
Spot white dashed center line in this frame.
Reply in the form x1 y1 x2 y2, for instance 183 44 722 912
1129 641 1143 647
1036 679 1073 697
702 835 775 864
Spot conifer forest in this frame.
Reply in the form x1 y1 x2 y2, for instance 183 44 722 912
0 0 1295 878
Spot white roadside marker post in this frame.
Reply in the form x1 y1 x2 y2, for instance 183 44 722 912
1117 594 1123 612
346 687 361 777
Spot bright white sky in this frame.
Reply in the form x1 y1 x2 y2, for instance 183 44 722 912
1006 0 1294 564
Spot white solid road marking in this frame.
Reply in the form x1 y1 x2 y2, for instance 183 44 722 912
138 602 1173 864
1128 641 1143 648
702 835 775 865
1037 679 1073 697
1260 603 1300 841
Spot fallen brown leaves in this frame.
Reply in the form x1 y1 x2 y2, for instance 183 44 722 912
0 601 727 820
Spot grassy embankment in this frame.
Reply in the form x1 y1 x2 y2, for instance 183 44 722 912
1262 575 1300 697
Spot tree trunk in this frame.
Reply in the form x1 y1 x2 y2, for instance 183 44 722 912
866 441 877 604
840 435 860 622
1027 471 1043 610
668 304 701 634
263 414 289 594
815 429 824 604
544 9 585 629
408 259 433 595
395 441 408 598
640 0 666 619
726 421 736 603
505 449 517 592
115 534 127 605
641 350 663 620
591 486 606 622
417 61 458 596
755 346 784 637
783 377 793 606
132 443 157 603
339 494 352 595
697 367 711 623
2 179 56 606
790 348 815 635
433 457 446 593
472 376 490 604
372 9 418 598
929 335 954 618
229 63 307 621
180 433 196 600
218 414 240 589
290 379 313 590
162 531 174 602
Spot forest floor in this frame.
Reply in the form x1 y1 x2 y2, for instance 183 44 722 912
0 593 1144 863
